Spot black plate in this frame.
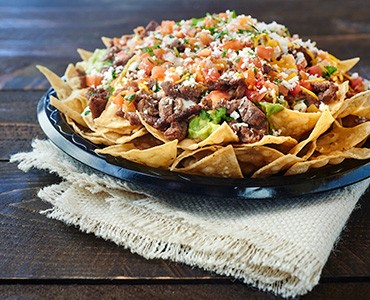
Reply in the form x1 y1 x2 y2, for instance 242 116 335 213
37 87 370 199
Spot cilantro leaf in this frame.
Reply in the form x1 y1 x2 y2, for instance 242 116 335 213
323 66 337 79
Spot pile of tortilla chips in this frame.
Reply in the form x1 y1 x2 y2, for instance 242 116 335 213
37 37 370 180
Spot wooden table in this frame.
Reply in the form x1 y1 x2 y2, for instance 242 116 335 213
1 1 369 298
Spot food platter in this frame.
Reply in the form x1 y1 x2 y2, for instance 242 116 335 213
37 87 370 199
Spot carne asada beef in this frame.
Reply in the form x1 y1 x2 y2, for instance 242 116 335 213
88 88 110 118
161 81 205 101
145 20 159 33
164 121 188 140
310 81 338 103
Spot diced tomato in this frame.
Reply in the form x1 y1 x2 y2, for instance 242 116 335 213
198 32 213 45
223 40 244 51
153 48 166 60
204 17 218 29
290 84 302 95
203 67 220 82
307 65 323 77
279 84 289 96
112 93 123 107
245 68 256 88
255 74 265 89
246 90 266 102
151 66 166 80
167 72 181 83
160 20 175 35
218 12 229 20
112 93 136 112
350 76 365 92
139 56 155 76
207 90 231 106
85 74 103 87
198 49 212 57
256 46 274 60
300 80 312 90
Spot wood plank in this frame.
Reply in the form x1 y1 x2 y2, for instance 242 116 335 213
0 162 369 281
0 282 369 300
0 0 370 90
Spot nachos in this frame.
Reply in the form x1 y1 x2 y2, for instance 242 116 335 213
38 11 370 178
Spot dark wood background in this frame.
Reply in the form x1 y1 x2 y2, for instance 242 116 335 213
0 1 369 299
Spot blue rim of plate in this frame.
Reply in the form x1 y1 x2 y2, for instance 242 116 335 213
37 87 370 199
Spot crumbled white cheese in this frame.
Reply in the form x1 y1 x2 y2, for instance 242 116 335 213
281 76 299 90
230 111 240 119
293 100 307 112
272 129 282 136
319 102 329 111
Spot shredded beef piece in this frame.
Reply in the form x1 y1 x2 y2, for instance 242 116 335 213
134 94 159 125
116 109 125 118
341 115 369 127
161 81 204 101
206 71 246 98
88 88 110 118
164 121 188 140
167 104 201 123
233 83 246 99
286 91 318 107
214 99 241 114
200 97 213 110
158 97 174 119
311 81 338 103
262 64 277 74
178 84 204 101
146 78 156 91
297 46 313 66
103 45 121 61
161 81 179 97
114 52 134 67
145 20 159 33
125 112 141 125
238 98 268 130
238 126 266 143
170 38 186 52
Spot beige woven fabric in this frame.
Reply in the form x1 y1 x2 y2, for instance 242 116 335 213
11 139 369 298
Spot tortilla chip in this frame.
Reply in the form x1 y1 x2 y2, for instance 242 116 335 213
136 112 170 142
37 65 72 100
50 95 86 127
65 63 82 90
94 102 142 133
235 146 284 176
316 121 370 154
96 139 178 169
269 108 322 140
101 37 112 48
233 135 298 153
65 116 114 146
172 145 243 178
335 90 370 119
285 147 370 175
77 48 93 61
337 57 360 73
252 154 303 178
290 109 335 156
100 127 147 144
328 81 348 115
178 122 239 150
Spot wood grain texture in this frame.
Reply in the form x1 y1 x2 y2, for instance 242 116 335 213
0 282 369 300
1 0 370 90
0 0 369 299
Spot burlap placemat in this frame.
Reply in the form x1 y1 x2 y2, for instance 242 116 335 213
10 139 369 298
